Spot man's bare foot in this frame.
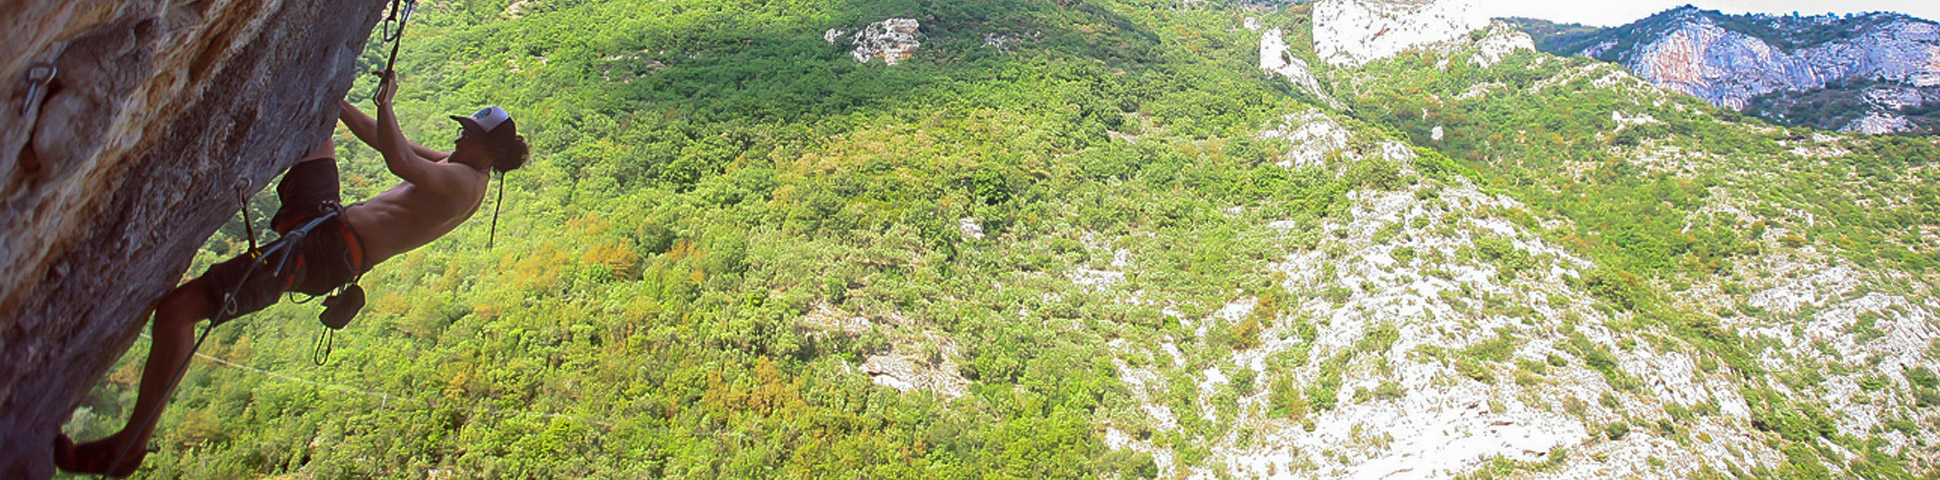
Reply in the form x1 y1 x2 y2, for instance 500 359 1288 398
52 433 146 478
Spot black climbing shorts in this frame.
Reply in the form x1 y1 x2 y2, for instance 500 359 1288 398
199 158 368 320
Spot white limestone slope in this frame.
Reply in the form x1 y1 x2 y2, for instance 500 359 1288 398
1315 0 1487 67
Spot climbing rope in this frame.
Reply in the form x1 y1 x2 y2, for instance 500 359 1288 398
488 171 504 248
136 332 624 429
99 209 344 477
372 0 418 104
99 321 216 479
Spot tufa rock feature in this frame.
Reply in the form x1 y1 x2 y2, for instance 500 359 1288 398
0 1 385 477
1315 0 1487 67
830 19 921 66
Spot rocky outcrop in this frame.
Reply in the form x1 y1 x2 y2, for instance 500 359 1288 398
1523 6 1940 133
1260 28 1343 109
1314 0 1486 67
0 1 383 477
982 30 1041 52
1258 109 1354 168
1842 112 1913 134
826 19 921 66
1468 25 1535 68
861 353 970 398
801 302 970 398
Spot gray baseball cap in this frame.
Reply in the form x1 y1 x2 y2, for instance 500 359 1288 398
451 106 517 139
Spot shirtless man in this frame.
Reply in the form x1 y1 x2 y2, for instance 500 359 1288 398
53 72 528 477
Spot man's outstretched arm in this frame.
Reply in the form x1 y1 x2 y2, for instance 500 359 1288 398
340 73 471 192
339 99 449 162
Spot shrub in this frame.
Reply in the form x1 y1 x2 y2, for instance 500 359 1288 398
1603 421 1630 440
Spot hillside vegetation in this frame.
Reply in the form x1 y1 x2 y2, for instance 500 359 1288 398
60 0 1940 478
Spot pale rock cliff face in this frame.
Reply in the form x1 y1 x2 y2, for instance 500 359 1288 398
1314 0 1486 67
1260 28 1342 109
1564 7 1940 133
0 1 383 477
826 18 921 66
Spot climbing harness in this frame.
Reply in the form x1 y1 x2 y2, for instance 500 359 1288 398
101 181 370 475
21 63 55 116
372 0 418 104
97 0 425 468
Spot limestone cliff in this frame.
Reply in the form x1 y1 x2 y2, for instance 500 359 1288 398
0 1 383 477
1513 7 1940 134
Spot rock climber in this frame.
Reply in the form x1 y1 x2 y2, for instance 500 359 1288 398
52 71 529 477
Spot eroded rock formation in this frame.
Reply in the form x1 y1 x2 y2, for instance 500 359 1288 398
0 1 383 477
1524 6 1940 133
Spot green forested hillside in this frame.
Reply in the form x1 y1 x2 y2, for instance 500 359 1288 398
66 0 1318 477
60 0 1940 478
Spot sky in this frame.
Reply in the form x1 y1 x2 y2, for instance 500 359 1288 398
1479 0 1940 27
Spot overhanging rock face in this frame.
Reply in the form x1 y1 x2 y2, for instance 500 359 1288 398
0 1 384 477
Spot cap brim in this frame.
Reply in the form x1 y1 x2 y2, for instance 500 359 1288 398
451 115 488 135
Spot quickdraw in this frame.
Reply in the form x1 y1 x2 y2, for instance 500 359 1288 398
373 0 419 104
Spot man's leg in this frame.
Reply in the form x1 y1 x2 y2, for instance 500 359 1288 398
54 278 215 476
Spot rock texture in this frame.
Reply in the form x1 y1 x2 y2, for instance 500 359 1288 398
1516 7 1940 133
1469 25 1535 68
826 18 921 66
0 1 383 477
800 302 971 398
1314 0 1486 67
1260 28 1343 109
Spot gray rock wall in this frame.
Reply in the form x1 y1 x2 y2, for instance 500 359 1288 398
0 1 384 477
1570 8 1940 133
1610 11 1940 111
